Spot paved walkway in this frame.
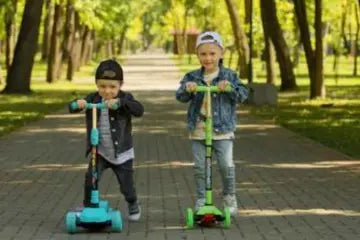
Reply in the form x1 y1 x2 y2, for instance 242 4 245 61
0 53 359 240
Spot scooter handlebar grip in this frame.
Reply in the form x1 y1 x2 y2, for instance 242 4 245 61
195 85 232 93
70 102 79 110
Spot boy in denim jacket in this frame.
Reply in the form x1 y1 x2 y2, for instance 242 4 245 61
69 59 144 221
176 32 248 216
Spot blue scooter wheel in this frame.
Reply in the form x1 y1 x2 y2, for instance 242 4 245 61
99 200 109 210
65 212 78 233
110 210 122 232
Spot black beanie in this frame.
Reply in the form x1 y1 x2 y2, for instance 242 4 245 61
95 59 123 81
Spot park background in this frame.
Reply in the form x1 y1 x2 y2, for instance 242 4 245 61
0 0 359 158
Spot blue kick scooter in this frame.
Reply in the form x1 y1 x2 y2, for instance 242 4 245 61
65 102 122 233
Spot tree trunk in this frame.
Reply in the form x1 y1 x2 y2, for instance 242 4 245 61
80 26 90 66
260 0 297 91
47 3 64 83
294 0 325 98
86 30 94 63
66 11 80 81
263 31 276 84
5 0 18 71
75 25 85 71
224 0 250 79
292 18 301 68
41 0 52 61
354 2 359 76
182 8 189 54
2 0 44 94
63 0 74 62
260 0 275 84
314 0 325 98
118 25 128 55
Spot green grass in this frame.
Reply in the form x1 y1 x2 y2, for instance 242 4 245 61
173 54 360 158
248 86 360 158
0 61 96 137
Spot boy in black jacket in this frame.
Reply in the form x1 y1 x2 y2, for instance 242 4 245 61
69 59 144 221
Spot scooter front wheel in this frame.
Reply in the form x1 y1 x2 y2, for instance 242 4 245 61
185 208 194 229
110 210 123 232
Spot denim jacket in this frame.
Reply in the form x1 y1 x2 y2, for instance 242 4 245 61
175 65 248 133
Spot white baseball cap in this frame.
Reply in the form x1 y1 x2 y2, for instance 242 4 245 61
196 31 224 49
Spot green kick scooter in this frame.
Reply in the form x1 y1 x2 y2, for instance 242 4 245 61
185 85 232 228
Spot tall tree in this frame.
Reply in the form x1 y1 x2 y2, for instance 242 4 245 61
261 13 276 85
4 0 18 71
2 0 44 94
47 2 65 83
66 11 81 81
353 1 359 76
294 0 325 98
260 0 297 91
224 0 250 80
63 0 74 62
41 0 53 61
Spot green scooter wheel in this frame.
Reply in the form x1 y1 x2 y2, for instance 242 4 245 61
223 208 231 228
65 212 78 233
185 208 194 228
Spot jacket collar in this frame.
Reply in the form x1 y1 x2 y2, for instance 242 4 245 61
189 62 226 83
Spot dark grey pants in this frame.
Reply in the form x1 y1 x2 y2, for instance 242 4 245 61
84 154 137 207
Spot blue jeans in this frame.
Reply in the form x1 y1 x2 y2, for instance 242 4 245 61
192 139 236 200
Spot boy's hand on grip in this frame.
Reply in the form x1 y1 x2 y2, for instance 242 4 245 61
185 82 198 93
76 99 87 109
105 99 120 110
217 80 230 92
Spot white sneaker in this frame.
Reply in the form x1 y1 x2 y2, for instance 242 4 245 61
128 201 141 221
194 198 205 211
223 195 238 216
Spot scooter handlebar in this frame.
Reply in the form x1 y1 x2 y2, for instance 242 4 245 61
71 102 119 110
192 85 232 93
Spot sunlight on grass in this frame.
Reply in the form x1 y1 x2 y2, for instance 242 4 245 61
0 62 94 137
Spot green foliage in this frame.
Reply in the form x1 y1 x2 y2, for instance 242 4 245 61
0 0 24 39
74 0 102 30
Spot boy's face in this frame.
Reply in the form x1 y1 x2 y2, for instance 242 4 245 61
96 79 122 100
197 43 223 74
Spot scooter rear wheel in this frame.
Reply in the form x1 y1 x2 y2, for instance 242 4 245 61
223 208 231 228
65 212 78 233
